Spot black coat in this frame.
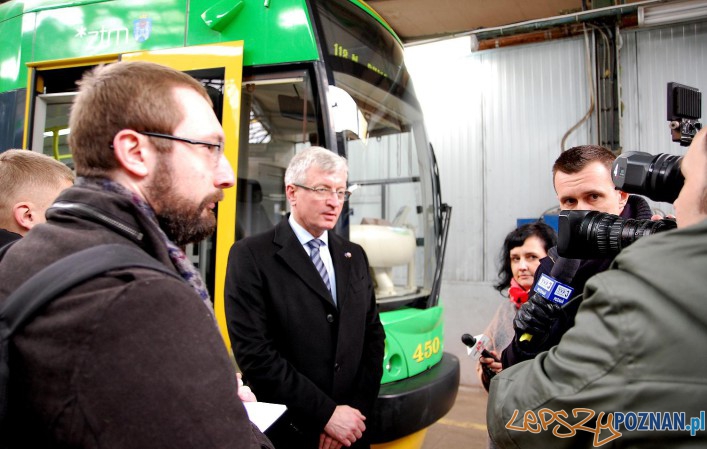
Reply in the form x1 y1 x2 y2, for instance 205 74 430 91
225 217 385 447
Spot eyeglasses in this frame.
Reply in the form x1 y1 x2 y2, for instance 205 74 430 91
138 131 224 159
294 184 352 201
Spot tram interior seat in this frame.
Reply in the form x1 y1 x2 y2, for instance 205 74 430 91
236 178 273 240
350 216 416 298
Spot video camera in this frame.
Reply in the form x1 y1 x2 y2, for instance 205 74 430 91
557 82 701 259
612 83 701 204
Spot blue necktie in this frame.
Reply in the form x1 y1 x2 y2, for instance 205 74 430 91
307 239 332 293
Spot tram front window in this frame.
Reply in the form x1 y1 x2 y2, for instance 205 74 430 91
315 0 437 308
330 74 434 307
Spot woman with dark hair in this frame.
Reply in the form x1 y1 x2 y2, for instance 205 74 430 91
477 222 556 391
495 222 557 308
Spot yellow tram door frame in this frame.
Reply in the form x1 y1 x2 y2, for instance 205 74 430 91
122 42 244 349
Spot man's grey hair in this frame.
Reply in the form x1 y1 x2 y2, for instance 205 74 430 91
285 146 348 186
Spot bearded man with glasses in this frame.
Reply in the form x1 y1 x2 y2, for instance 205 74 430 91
226 146 385 449
0 61 272 449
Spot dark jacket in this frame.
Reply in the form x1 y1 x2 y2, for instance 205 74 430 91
0 184 271 449
502 195 653 367
225 217 386 448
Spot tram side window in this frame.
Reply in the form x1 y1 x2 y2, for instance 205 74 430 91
0 89 25 152
236 76 320 239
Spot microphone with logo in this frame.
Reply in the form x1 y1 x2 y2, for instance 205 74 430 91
517 252 581 345
461 333 499 362
462 333 500 385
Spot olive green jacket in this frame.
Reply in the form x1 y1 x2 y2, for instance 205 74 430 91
488 218 707 448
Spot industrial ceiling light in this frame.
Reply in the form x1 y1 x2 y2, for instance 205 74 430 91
638 0 707 26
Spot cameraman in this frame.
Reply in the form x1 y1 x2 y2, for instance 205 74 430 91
488 129 707 448
500 145 653 368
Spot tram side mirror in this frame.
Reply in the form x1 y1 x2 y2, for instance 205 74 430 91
328 85 368 142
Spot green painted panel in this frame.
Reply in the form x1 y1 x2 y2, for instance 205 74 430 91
187 0 319 67
31 0 188 63
1 0 321 89
0 11 26 92
0 0 24 22
379 306 445 383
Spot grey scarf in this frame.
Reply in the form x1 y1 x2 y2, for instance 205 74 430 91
75 177 215 316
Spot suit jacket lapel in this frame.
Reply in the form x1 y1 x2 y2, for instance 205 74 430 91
273 219 336 307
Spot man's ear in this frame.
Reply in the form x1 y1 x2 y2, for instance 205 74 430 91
112 129 152 178
285 184 297 205
12 202 34 232
617 189 629 211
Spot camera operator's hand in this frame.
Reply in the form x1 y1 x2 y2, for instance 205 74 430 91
651 213 675 221
513 293 562 350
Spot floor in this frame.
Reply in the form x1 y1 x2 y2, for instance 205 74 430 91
422 386 490 449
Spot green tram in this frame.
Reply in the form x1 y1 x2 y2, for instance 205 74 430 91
0 0 459 446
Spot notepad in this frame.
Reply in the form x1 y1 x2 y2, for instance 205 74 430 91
244 402 287 432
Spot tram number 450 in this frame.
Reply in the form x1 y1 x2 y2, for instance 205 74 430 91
412 337 441 363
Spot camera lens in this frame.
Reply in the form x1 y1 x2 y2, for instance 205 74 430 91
612 151 684 203
558 210 677 259
608 215 675 254
647 153 683 203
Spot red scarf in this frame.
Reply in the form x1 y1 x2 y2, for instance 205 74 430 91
508 278 529 309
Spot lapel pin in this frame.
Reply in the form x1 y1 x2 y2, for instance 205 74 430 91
344 252 352 258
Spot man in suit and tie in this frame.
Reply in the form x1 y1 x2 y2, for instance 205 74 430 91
225 146 385 449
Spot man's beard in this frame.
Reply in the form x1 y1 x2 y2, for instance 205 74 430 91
147 156 223 247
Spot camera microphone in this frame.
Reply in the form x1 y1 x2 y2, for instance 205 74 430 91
461 333 499 362
519 252 581 343
548 251 582 286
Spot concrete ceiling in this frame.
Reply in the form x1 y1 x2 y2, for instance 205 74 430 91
366 0 643 43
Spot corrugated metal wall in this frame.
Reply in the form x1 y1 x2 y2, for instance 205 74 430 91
407 18 707 387
407 35 593 283
407 20 706 285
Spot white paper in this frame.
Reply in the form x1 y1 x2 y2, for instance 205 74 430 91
244 401 287 432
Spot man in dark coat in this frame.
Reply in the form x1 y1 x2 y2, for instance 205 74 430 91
0 61 272 449
226 146 386 449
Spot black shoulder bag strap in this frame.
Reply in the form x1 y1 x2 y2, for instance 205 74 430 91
0 244 180 334
0 243 181 426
